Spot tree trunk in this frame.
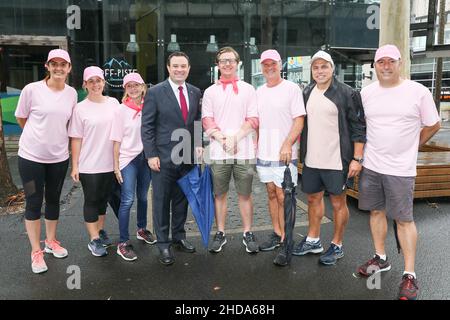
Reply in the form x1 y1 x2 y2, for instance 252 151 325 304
0 98 18 203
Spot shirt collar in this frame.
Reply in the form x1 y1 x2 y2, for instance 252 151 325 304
168 78 187 93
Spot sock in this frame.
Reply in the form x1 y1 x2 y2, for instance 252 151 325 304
403 271 416 279
376 253 387 261
331 242 342 249
306 237 320 243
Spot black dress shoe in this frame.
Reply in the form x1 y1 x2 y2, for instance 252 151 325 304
159 248 175 265
172 239 196 253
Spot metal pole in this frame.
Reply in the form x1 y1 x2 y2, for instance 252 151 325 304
379 0 411 78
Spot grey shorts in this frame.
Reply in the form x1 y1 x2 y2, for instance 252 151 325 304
210 160 256 196
358 167 415 222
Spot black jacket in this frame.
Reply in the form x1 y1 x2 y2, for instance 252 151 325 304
300 76 366 177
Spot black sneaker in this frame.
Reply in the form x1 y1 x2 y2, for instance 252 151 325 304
209 231 227 253
116 242 137 261
398 274 419 300
273 243 289 266
243 231 259 254
99 229 112 247
259 232 282 251
357 255 391 277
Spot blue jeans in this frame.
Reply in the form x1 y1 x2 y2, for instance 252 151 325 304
118 152 152 243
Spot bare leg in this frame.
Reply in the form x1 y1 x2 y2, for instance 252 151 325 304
214 193 228 232
329 193 349 245
306 192 325 238
396 220 417 273
25 219 41 252
45 219 58 242
275 186 285 241
266 183 282 237
370 210 388 256
238 194 253 233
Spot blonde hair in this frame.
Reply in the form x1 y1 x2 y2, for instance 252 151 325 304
122 83 147 103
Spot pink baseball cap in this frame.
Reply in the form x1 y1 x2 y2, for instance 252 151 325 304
374 44 401 62
260 49 281 63
46 49 71 64
122 72 145 88
83 66 104 82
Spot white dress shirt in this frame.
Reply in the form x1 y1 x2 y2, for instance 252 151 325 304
168 78 190 111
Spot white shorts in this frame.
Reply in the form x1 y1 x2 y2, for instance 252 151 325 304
256 162 298 188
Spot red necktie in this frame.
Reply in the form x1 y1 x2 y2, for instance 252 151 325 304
178 86 188 123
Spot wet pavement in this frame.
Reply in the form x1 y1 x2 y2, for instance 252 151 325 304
1 126 450 303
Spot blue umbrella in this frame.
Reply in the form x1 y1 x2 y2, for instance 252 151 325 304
177 165 215 248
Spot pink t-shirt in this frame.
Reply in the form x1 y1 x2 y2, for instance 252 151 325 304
361 80 440 176
109 104 144 170
15 80 77 163
256 80 306 161
68 97 120 173
202 80 258 160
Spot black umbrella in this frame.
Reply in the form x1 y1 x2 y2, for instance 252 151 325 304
393 220 401 254
274 165 296 266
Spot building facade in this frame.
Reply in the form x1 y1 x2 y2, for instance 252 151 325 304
2 0 381 134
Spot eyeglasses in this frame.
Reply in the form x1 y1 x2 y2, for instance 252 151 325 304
218 59 237 65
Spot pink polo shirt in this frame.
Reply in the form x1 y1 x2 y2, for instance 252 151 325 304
256 80 306 161
361 80 440 177
202 80 258 160
68 97 120 173
109 104 144 170
15 80 77 163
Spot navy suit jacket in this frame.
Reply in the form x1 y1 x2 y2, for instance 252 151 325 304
141 79 202 166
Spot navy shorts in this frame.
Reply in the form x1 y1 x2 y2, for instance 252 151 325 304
301 164 347 195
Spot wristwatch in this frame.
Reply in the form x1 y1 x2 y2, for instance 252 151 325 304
352 157 364 164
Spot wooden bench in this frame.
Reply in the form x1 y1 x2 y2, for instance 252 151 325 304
298 151 450 200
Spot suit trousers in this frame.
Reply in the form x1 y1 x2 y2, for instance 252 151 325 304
151 163 191 250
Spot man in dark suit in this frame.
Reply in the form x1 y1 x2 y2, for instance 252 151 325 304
141 52 202 265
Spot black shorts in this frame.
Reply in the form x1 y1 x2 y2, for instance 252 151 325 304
79 172 114 223
301 164 347 195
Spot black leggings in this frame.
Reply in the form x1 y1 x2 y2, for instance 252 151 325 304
18 156 69 221
79 172 114 223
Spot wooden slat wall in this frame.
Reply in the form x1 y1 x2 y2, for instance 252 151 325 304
298 150 450 199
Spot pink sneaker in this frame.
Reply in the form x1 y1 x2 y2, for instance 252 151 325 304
44 239 68 258
31 250 48 274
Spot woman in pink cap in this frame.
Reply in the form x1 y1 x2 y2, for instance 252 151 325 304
110 72 154 261
68 66 120 257
15 48 77 274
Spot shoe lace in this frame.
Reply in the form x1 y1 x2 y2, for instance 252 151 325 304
245 232 256 243
214 232 223 241
47 239 63 250
401 275 418 291
32 250 45 263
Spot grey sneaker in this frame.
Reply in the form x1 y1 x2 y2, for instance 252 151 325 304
99 229 112 247
259 232 282 251
136 228 157 244
209 231 227 253
88 238 107 257
292 238 324 256
117 242 137 261
243 231 259 254
319 243 344 265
